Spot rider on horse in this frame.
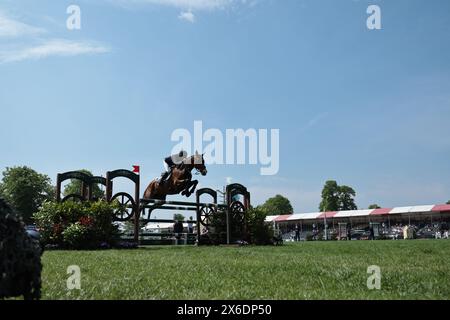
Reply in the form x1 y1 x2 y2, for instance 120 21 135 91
144 151 207 200
160 150 188 184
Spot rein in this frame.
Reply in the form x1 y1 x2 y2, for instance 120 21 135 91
180 155 203 175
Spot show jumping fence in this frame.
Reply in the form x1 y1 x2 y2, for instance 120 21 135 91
56 169 250 245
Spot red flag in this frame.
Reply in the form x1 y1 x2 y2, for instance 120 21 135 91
132 165 140 174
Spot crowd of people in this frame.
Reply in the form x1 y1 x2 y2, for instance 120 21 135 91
381 222 449 240
279 221 450 241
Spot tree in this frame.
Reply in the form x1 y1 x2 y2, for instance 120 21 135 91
368 204 381 209
338 185 357 210
259 195 293 215
447 200 450 205
0 166 54 223
63 169 105 199
173 213 185 221
319 180 357 212
319 181 340 212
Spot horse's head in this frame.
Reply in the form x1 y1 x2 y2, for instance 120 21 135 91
192 152 207 176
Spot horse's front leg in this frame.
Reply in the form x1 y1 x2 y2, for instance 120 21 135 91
182 180 198 197
189 180 198 195
180 179 191 196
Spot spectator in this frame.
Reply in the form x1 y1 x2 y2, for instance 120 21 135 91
187 217 194 234
173 220 184 243
295 224 300 241
403 225 409 240
312 224 318 241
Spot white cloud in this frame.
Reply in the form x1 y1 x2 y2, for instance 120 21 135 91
153 0 231 10
300 112 329 132
178 10 196 22
0 11 45 38
0 39 110 64
108 0 256 11
0 11 109 64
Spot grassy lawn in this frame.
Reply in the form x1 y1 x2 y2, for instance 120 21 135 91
41 240 450 300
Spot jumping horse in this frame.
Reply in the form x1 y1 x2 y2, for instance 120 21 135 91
143 152 207 200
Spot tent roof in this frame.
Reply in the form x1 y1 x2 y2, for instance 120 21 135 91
265 203 449 222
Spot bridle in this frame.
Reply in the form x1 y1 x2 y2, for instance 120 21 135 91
194 168 204 175
181 156 205 175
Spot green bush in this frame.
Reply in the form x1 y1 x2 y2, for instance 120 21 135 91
208 206 274 245
210 209 246 244
33 200 119 249
247 208 274 245
63 222 89 248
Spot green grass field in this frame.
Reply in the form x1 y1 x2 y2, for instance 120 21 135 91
41 240 450 300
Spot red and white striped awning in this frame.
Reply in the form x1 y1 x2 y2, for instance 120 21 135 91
265 203 450 223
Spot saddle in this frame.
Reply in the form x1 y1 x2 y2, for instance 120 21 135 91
159 163 184 184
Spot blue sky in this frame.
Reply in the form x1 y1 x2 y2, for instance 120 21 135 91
1 0 450 216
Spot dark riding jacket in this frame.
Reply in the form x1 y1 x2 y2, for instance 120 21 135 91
165 152 187 168
165 156 175 167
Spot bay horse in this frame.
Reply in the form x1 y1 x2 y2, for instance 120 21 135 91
143 153 207 200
